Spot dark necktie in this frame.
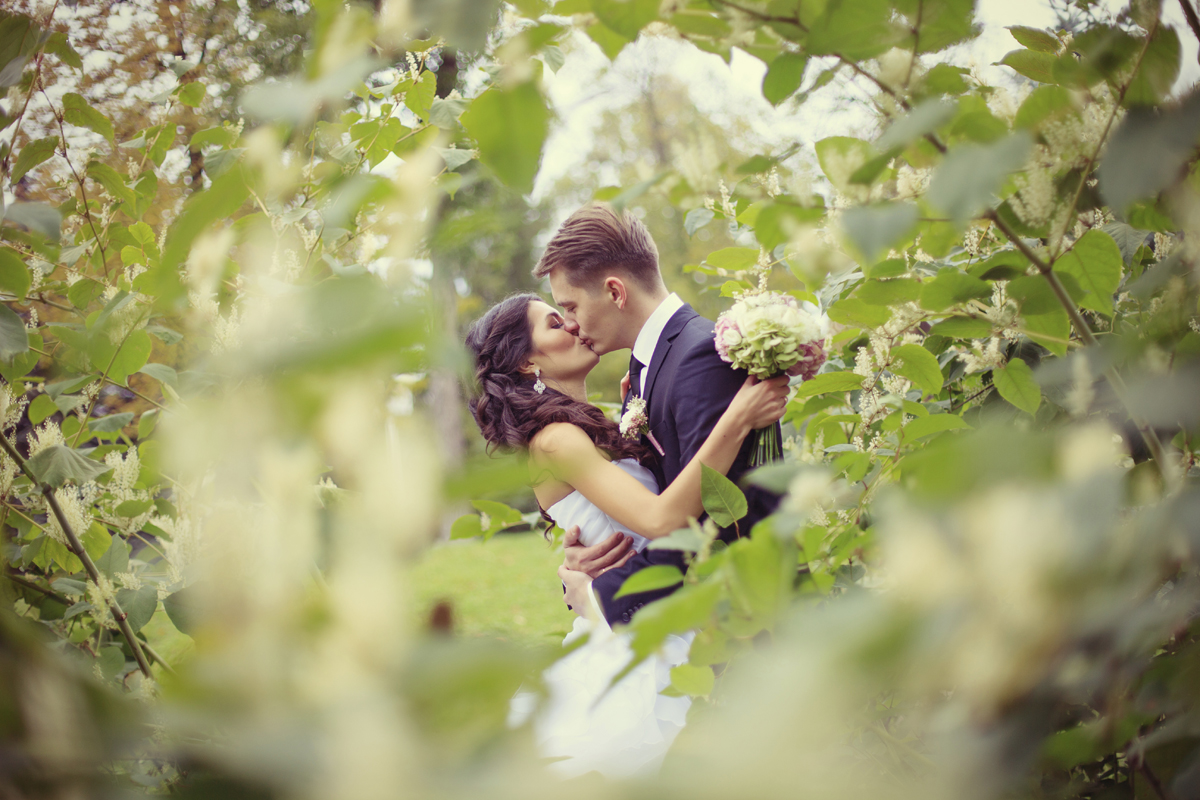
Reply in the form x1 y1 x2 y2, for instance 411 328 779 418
628 355 644 399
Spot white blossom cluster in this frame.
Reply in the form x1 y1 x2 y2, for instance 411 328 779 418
156 509 199 586
43 482 101 547
961 337 1007 374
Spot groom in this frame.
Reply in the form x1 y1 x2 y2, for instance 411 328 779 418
534 202 781 627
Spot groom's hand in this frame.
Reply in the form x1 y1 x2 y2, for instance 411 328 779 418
563 526 634 579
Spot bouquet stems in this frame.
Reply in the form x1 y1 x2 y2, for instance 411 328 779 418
750 425 781 468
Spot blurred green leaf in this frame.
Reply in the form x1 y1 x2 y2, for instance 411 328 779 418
461 81 548 195
62 92 114 142
1053 229 1122 316
891 344 943 395
841 202 918 263
25 445 111 487
992 358 1041 415
0 303 29 362
701 463 747 528
762 52 806 105
669 663 715 696
615 565 684 598
11 135 57 184
928 133 1031 224
0 247 30 300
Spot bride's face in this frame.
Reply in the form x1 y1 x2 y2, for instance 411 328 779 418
526 300 599 383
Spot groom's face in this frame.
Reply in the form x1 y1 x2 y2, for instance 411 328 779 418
548 267 624 356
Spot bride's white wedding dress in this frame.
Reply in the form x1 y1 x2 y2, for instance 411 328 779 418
508 458 693 779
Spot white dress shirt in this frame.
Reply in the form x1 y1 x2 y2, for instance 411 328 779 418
631 293 684 396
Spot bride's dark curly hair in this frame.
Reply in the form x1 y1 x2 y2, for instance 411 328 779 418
464 293 650 462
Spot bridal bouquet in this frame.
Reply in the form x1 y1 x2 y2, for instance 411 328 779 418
714 291 829 466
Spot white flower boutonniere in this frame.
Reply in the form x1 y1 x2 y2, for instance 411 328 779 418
619 396 649 440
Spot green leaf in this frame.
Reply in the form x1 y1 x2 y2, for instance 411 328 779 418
585 20 630 59
28 394 55 425
1124 26 1180 107
705 247 759 271
1100 221 1151 265
701 463 748 528
919 268 991 311
793 371 865 398
753 201 823 251
97 646 125 680
592 0 659 40
807 0 902 59
827 297 891 329
1014 85 1074 129
1053 230 1122 316
62 92 114 142
89 329 152 386
460 80 548 195
669 663 715 697
685 207 714 236
81 521 111 562
614 565 684 598
999 49 1056 83
85 161 135 207
921 63 970 95
156 168 249 303
762 52 806 105
877 98 956 151
0 303 28 362
904 413 971 441
645 527 706 552
95 535 130 577
68 277 103 309
25 444 111 487
11 135 57 183
0 247 30 300
855 277 922 306
890 344 943 395
114 585 157 633
1008 25 1060 53
928 316 992 338
841 202 918 263
450 513 484 540
42 31 81 69
89 412 134 433
927 133 1032 224
138 363 178 387
4 201 61 240
176 81 205 107
116 499 154 517
1098 92 1200 216
815 136 876 193
993 358 1041 415
404 70 437 120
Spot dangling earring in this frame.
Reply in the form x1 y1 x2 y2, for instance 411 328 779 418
533 367 546 395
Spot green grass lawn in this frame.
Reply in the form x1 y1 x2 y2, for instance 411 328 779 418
408 532 576 646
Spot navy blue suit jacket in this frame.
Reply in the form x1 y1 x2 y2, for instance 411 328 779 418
590 304 780 626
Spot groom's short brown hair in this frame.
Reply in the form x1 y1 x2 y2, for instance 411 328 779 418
533 202 661 290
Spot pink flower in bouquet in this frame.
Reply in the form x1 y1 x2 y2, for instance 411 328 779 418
786 340 827 381
714 315 742 364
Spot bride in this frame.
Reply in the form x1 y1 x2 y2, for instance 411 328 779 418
465 292 788 778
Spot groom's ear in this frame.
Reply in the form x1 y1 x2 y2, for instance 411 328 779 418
604 276 629 310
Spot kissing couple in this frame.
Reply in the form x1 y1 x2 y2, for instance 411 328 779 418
465 202 787 778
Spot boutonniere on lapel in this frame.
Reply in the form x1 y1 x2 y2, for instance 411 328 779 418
619 397 665 455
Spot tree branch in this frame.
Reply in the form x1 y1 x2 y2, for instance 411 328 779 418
1179 0 1200 47
0 435 153 679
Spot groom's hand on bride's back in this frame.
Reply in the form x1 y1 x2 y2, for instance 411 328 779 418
563 526 635 578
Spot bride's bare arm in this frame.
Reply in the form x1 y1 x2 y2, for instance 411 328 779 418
530 376 788 539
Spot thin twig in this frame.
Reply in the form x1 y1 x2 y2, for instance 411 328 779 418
1179 0 1200 47
0 435 153 678
5 571 69 604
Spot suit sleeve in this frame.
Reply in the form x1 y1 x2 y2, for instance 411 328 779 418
669 334 748 468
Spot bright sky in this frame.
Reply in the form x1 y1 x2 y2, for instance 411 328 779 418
533 0 1200 204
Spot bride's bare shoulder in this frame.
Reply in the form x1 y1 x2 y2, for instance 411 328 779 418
529 423 592 460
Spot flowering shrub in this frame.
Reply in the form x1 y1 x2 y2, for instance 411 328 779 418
2 1 1200 799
